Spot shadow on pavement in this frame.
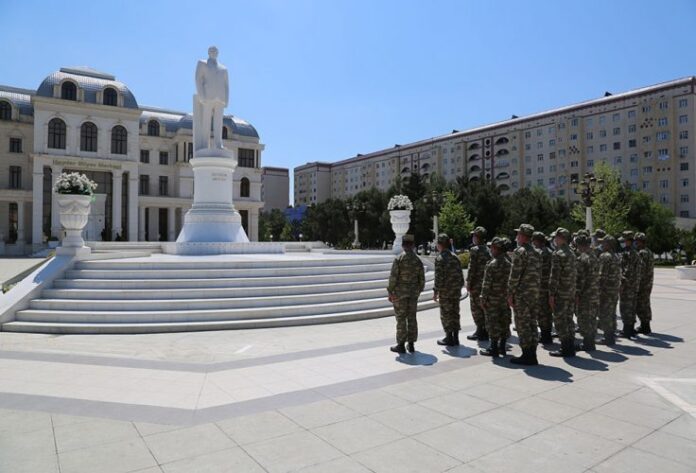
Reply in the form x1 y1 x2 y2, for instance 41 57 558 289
395 352 438 366
493 358 574 382
564 356 609 371
612 343 652 356
633 336 673 349
441 345 477 358
649 332 684 343
589 349 629 363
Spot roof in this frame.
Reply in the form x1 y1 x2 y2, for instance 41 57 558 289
0 85 34 116
140 106 259 138
36 67 139 109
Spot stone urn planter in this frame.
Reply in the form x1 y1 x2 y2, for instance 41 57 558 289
390 209 411 254
57 194 92 248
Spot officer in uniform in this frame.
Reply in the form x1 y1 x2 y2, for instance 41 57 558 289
549 227 578 357
592 228 607 257
532 232 553 344
619 230 643 338
575 234 600 351
466 226 492 341
597 235 621 345
635 232 654 334
479 237 512 357
433 233 464 346
387 234 425 354
507 223 541 365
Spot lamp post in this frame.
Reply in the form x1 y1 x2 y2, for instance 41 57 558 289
346 199 366 248
424 190 444 244
571 172 605 233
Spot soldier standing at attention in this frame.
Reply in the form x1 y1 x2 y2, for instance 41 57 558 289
635 232 654 334
549 227 577 357
479 237 512 357
532 232 553 344
575 234 600 351
592 229 607 257
387 234 425 354
433 233 465 346
597 235 621 346
466 227 492 341
619 231 643 338
507 224 541 365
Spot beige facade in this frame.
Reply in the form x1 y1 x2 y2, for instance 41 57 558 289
261 167 289 211
0 67 276 255
294 77 696 226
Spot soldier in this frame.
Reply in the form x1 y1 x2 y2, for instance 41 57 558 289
575 234 600 351
479 237 512 357
387 234 426 354
532 232 553 344
597 235 621 345
433 233 465 346
592 228 607 257
635 232 654 334
619 230 643 338
549 227 577 357
466 226 492 341
507 224 541 365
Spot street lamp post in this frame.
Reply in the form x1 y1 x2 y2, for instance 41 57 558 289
346 200 366 249
424 191 444 244
572 172 605 233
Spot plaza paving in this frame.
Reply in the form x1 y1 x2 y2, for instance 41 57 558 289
0 268 694 472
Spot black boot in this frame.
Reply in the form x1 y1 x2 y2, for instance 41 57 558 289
499 338 507 357
510 346 539 365
466 326 481 340
638 321 652 335
390 344 406 354
620 323 636 338
407 342 415 353
582 335 596 352
479 339 499 357
451 331 460 346
437 332 453 346
602 331 616 346
550 338 576 357
478 327 490 342
539 329 553 344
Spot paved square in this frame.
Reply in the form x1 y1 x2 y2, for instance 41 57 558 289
0 268 694 472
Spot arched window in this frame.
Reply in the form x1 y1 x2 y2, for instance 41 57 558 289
111 125 127 154
0 101 11 120
48 118 67 149
147 120 160 137
222 126 229 140
240 177 250 197
103 87 118 106
61 82 77 101
80 122 98 152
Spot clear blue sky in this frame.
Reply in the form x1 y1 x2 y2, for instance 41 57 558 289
1 0 695 193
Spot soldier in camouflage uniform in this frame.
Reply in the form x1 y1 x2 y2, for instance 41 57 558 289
388 234 426 354
635 232 654 334
532 232 553 344
549 227 577 357
575 234 600 351
466 226 491 341
619 230 643 338
507 223 541 365
479 237 512 357
592 228 607 257
597 235 621 346
433 233 465 346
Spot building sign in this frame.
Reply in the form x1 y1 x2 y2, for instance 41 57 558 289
52 158 123 171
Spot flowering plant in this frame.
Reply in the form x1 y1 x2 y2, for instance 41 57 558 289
388 194 413 211
53 172 98 195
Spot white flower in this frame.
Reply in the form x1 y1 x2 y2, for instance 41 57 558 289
53 172 97 195
388 194 413 211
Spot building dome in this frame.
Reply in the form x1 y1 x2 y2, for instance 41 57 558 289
36 67 138 109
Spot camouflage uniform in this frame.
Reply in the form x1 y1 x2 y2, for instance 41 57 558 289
635 233 654 329
388 242 426 345
575 241 600 342
508 226 541 351
619 231 643 334
466 227 491 338
480 242 512 340
549 232 577 342
597 236 621 339
434 246 464 333
533 234 553 336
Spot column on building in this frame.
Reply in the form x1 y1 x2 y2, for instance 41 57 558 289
112 170 123 239
138 206 146 241
127 171 139 241
167 206 176 241
249 208 259 241
31 163 44 246
50 165 63 238
17 201 25 244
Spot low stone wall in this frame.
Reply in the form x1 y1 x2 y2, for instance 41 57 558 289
676 265 696 280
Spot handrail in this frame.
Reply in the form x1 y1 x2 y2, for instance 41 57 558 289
2 255 53 293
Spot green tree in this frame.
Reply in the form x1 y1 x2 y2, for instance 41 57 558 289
258 209 287 242
300 199 351 245
501 187 580 236
678 226 696 263
455 178 506 237
279 222 294 241
571 162 629 235
438 190 474 247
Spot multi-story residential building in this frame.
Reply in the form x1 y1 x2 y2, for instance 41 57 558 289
261 167 289 211
0 66 284 254
294 77 696 227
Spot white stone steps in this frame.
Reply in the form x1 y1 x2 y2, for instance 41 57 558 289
30 281 436 311
3 299 441 334
15 292 434 324
63 262 394 280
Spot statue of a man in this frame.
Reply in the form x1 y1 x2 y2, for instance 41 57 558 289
194 46 229 151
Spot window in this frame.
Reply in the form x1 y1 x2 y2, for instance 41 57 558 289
558 122 566 129
570 134 578 141
656 131 669 141
524 131 531 138
630 168 639 176
600 144 607 152
683 178 690 187
571 161 579 168
158 176 168 196
599 130 607 138
613 127 621 135
658 148 669 160
614 156 622 164
549 164 556 172
659 101 668 110
140 150 150 163
571 118 578 127
660 179 669 189
525 144 531 150
642 105 651 113
628 124 636 133
681 194 689 203
586 132 593 140
0 101 11 120
630 154 638 163
680 146 688 157
628 110 636 119
613 142 621 150
679 99 688 108
110 125 128 154
658 117 668 127
536 129 542 136
222 126 229 140
549 152 556 160
587 145 594 154
549 139 556 146
644 151 653 159
103 87 117 106
80 122 98 152
643 166 653 173
525 156 531 163
61 81 77 100
643 181 650 190
587 159 594 167
586 118 593 127
48 118 66 149
139 175 149 195
525 168 532 175
147 120 160 137
680 130 689 140
9 137 22 153
537 154 544 161
599 116 606 125
537 166 544 173
629 139 636 148
238 148 255 167
679 115 688 124
681 211 690 217
187 142 193 160
9 166 21 189
613 113 620 122
681 162 689 171
643 136 652 144
537 141 543 149
240 177 250 197
159 151 169 165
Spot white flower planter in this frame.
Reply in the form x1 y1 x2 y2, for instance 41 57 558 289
56 194 92 249
390 209 411 254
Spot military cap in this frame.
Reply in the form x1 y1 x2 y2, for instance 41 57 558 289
575 234 591 246
514 223 535 237
437 233 450 244
488 236 507 248
618 236 625 243
553 227 571 240
622 230 635 240
592 228 606 238
577 229 590 237
470 226 487 237
601 235 616 244
532 231 546 242
634 232 647 241
402 234 415 243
